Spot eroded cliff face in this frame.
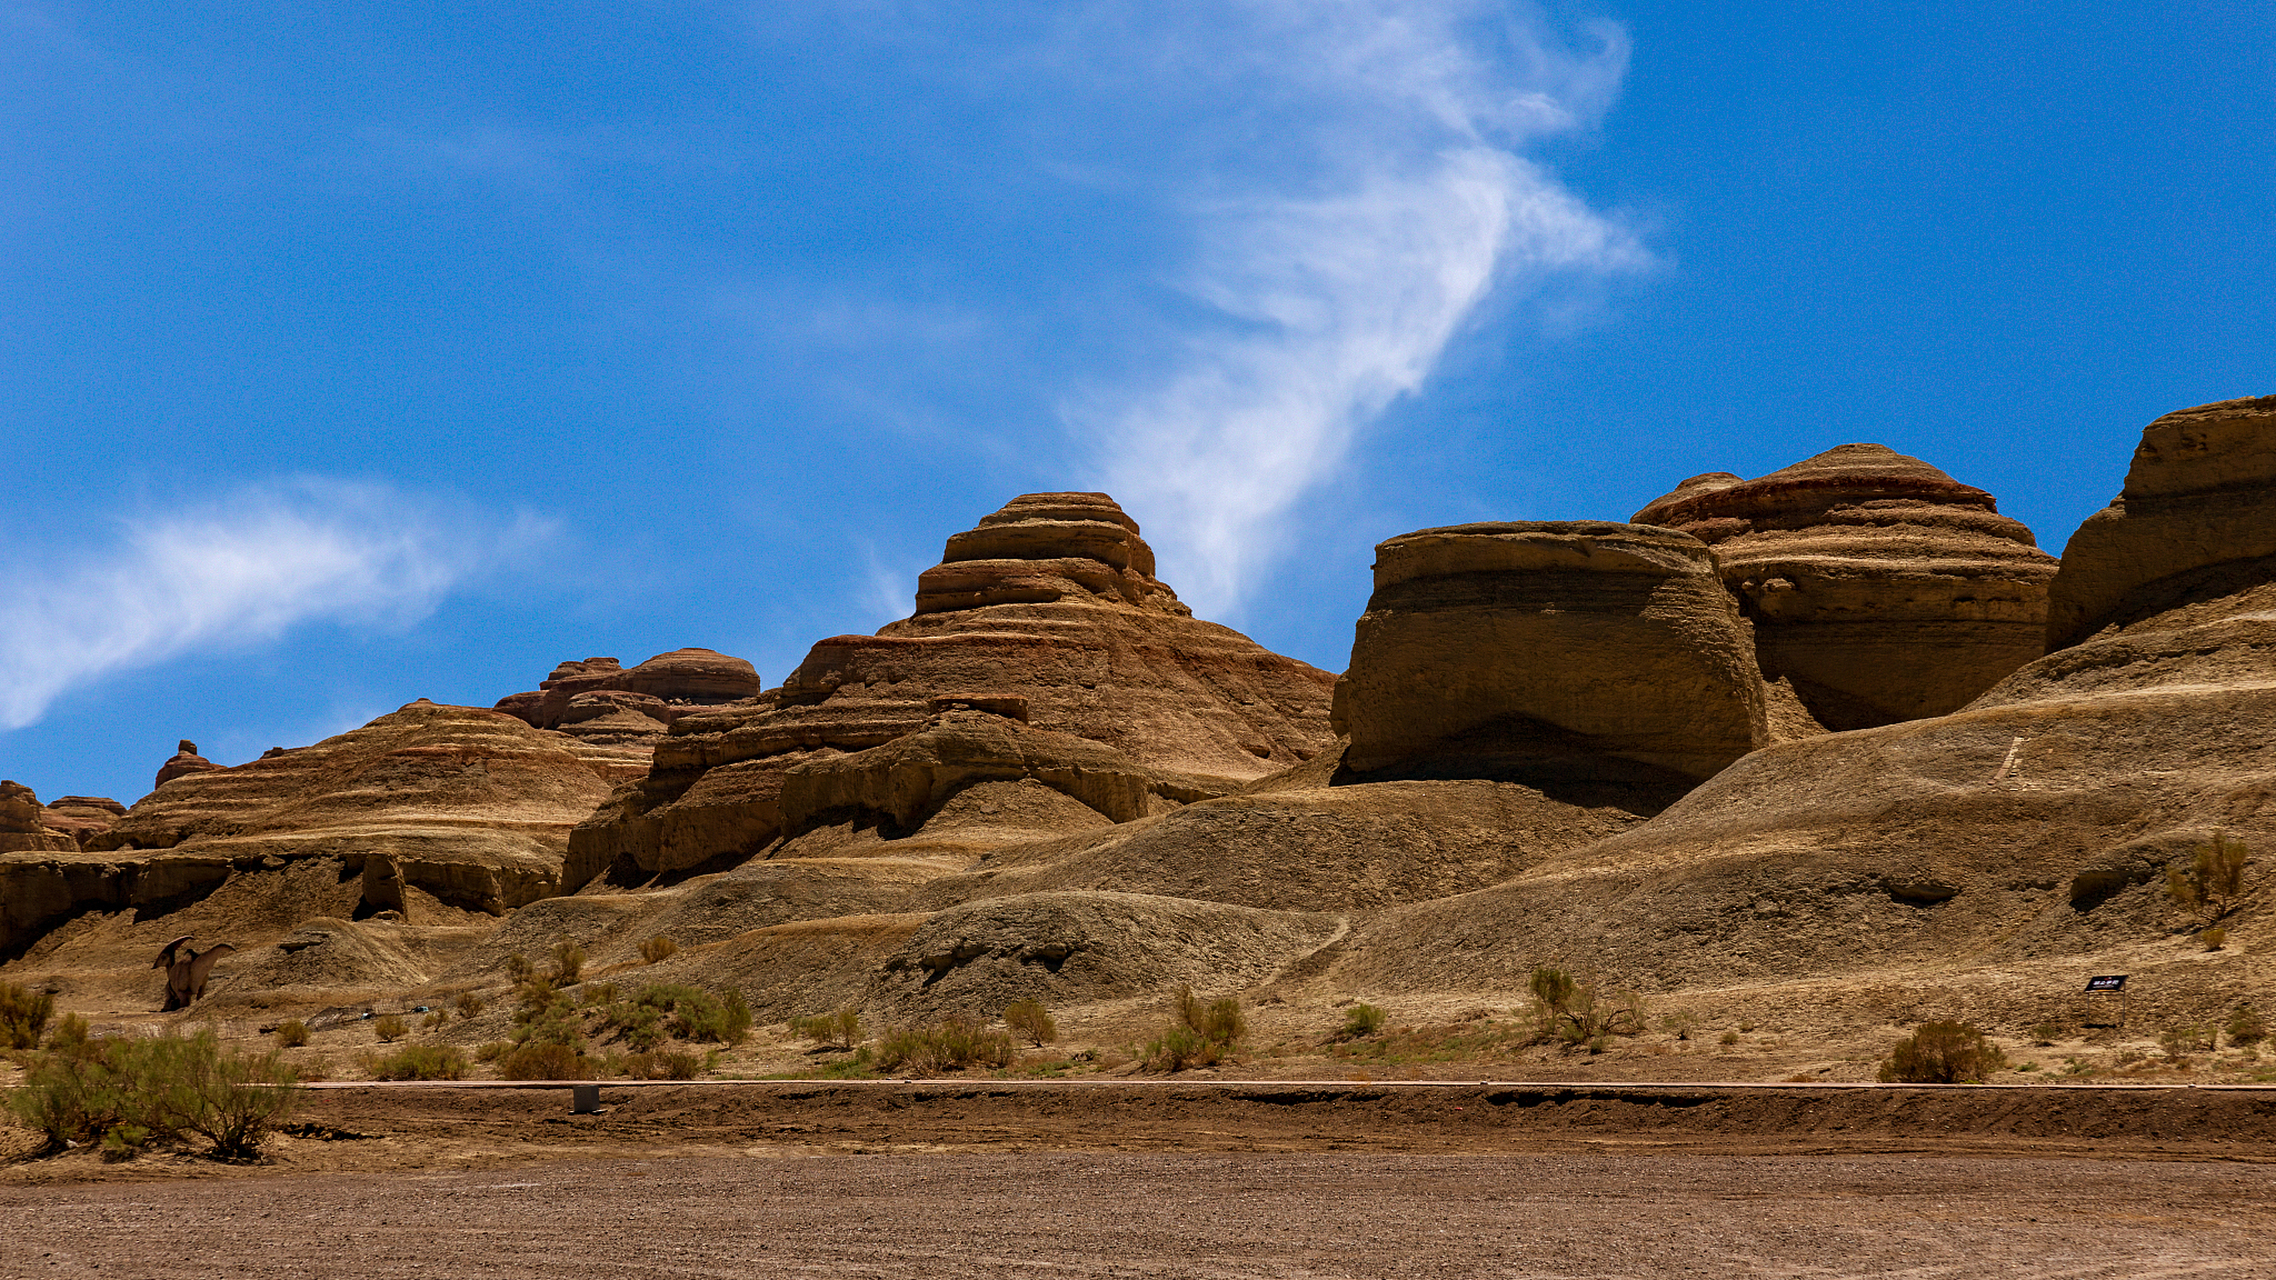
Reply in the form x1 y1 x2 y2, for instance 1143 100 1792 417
0 701 620 955
1331 521 1772 787
492 648 765 779
1634 443 2057 730
565 492 1339 884
2048 395 2276 650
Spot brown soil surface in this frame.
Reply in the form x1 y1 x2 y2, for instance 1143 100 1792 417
3 1135 2272 1278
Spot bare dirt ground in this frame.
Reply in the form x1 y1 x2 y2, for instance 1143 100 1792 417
5 1083 2276 1277
3 1147 2273 1279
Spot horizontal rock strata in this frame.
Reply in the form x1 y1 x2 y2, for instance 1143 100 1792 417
1333 521 1769 785
1634 443 2057 730
568 493 1337 882
493 648 765 778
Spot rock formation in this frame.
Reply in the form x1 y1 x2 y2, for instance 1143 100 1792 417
1323 397 2276 1004
567 493 1337 883
0 701 618 955
1331 521 1770 786
1633 444 2057 730
2047 395 2276 649
37 796 125 848
154 740 224 789
493 649 765 777
0 781 75 853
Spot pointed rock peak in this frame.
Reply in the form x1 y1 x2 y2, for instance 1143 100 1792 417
1756 442 1965 489
155 741 223 789
916 492 1187 617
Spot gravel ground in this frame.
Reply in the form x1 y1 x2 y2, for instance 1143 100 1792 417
4 1150 2274 1279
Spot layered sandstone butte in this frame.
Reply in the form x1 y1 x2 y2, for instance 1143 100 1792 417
37 795 125 848
2048 395 2276 649
1324 396 2276 1002
1331 521 1770 786
1632 444 2057 730
0 701 619 954
568 492 1338 883
492 648 765 777
0 781 76 853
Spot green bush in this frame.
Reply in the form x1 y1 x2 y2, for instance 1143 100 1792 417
1176 985 1246 1046
373 1015 407 1043
1337 1002 1387 1041
623 1049 703 1080
275 1019 311 1048
1143 986 1245 1072
6 1027 296 1159
875 1018 1015 1074
638 935 679 965
1143 1025 1221 1072
504 952 535 983
791 1005 864 1050
455 992 484 1020
1003 999 1057 1048
474 1040 510 1063
366 1043 468 1081
1 982 54 1050
1877 1021 2007 1083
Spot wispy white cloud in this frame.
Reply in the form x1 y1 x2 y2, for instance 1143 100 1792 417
0 481 553 730
1064 0 1648 614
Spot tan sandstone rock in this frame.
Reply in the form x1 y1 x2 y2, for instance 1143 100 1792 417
566 493 1337 883
1321 398 2276 1002
37 796 126 848
1634 444 2057 729
2047 395 2276 649
1331 521 1769 785
0 781 76 854
0 701 619 956
493 648 766 779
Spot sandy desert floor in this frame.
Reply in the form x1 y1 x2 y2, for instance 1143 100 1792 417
5 1082 2276 1278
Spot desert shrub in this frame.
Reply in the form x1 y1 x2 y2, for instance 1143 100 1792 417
1337 1003 1387 1041
638 935 679 965
875 1018 1015 1074
365 1043 468 1081
0 981 55 1050
1719 1030 1741 1046
421 1010 447 1031
1174 985 1246 1046
548 941 586 987
373 1015 407 1043
2028 1022 2063 1046
1658 1013 1695 1041
455 992 484 1020
2160 1025 2212 1062
1003 999 1057 1047
623 1049 704 1081
791 1005 864 1050
2203 925 2228 951
580 982 620 1007
2226 1004 2266 1046
1143 1025 1222 1072
475 1040 511 1063
6 1027 295 1159
496 1041 592 1080
2168 832 2252 926
504 952 535 983
1528 967 1644 1046
1878 1021 2007 1083
275 1019 311 1048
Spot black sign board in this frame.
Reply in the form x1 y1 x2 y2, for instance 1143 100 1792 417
2084 974 2128 992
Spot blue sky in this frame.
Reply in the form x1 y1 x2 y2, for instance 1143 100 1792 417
4 1 2271 805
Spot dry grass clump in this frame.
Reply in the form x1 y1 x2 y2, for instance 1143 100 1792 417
548 941 586 987
1 981 54 1050
1144 985 1245 1072
638 935 679 965
373 1015 407 1043
275 1019 311 1048
876 1018 1015 1075
1003 999 1057 1048
456 992 484 1020
790 1005 864 1050
1877 1021 2006 1083
7 1021 296 1160
622 1049 705 1080
2227 1004 2266 1047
